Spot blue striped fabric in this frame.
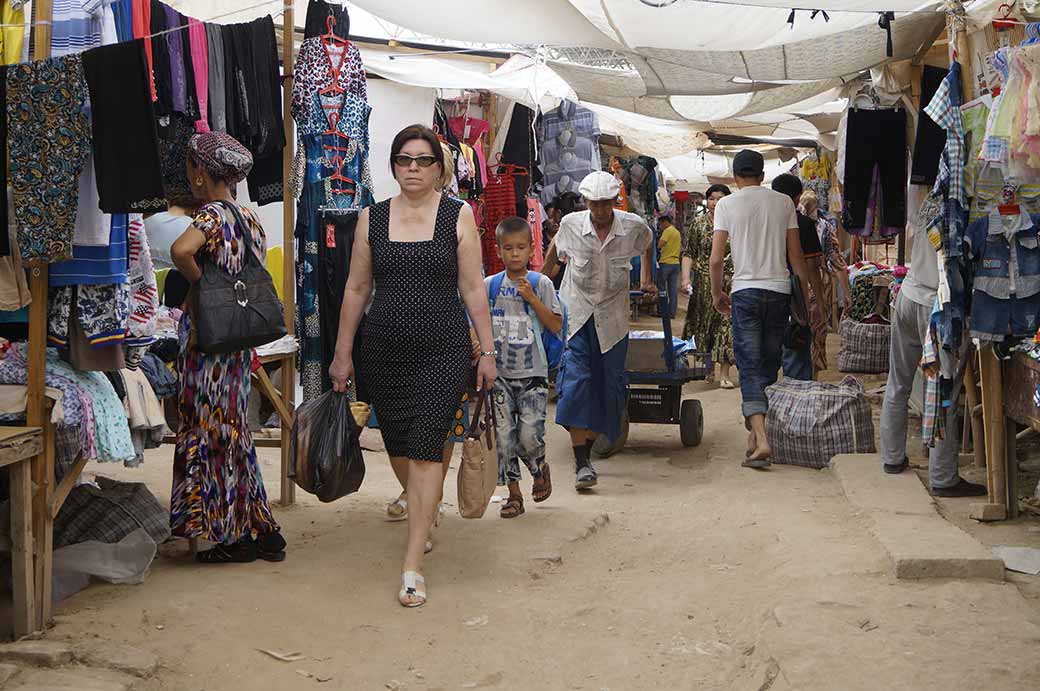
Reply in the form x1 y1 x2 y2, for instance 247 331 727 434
49 215 129 287
51 0 103 58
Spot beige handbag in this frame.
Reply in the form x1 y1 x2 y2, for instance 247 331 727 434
457 391 498 519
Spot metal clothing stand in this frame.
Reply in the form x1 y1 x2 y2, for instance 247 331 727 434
17 0 299 634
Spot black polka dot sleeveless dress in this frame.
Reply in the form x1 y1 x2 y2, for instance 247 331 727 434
357 194 471 462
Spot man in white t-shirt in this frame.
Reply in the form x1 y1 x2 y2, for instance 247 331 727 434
878 187 985 497
710 150 813 468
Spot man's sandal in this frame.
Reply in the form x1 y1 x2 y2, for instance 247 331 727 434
500 494 525 518
399 571 426 607
532 464 552 503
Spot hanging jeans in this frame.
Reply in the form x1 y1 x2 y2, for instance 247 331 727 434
843 108 907 234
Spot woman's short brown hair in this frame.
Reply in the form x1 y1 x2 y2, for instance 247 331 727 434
389 124 445 180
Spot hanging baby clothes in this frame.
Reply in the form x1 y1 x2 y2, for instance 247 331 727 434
126 215 158 350
966 211 1040 342
8 54 92 262
800 153 832 214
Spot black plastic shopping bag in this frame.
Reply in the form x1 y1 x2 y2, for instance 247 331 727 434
288 390 365 502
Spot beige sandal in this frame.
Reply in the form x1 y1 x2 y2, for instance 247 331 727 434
386 496 408 522
399 571 426 607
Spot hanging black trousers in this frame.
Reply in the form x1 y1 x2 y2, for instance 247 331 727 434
842 108 907 231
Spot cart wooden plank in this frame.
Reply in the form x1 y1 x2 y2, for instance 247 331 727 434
0 425 41 638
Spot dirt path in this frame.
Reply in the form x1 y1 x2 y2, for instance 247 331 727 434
50 375 1040 691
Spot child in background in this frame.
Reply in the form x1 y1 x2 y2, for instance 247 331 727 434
486 217 564 518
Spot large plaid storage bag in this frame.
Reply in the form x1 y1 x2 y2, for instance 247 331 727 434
765 376 876 468
837 318 890 374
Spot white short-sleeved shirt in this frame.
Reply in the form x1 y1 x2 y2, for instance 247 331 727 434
555 209 652 352
713 185 798 295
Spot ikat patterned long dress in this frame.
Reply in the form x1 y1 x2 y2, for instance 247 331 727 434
170 202 279 544
682 213 734 366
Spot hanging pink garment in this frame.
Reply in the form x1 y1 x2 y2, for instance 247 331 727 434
450 116 490 187
188 18 210 132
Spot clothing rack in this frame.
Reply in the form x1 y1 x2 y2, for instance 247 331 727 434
16 0 299 634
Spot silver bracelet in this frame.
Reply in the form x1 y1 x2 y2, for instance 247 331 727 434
480 350 498 358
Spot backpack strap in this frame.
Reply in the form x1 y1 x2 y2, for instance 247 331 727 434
488 271 506 310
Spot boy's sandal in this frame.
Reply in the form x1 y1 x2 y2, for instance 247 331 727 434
532 464 552 503
500 495 525 518
399 571 427 607
386 496 408 522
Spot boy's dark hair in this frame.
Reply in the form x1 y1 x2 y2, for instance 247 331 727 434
771 173 803 201
495 216 533 244
659 214 673 223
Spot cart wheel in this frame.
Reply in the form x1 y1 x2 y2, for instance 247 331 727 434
680 399 704 447
592 410 630 458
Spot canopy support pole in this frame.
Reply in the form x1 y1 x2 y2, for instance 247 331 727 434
280 0 296 507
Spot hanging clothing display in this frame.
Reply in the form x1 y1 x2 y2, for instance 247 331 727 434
49 215 128 287
538 99 601 206
799 153 832 215
8 54 92 263
910 66 948 186
83 39 165 213
292 14 373 402
842 108 907 236
966 211 1040 341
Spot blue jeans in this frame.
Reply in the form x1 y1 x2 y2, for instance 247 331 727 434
731 289 791 419
782 337 813 381
657 263 680 319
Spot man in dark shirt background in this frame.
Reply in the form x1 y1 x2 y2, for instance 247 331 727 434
772 174 826 381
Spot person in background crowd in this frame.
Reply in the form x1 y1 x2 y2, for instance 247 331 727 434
542 192 583 290
145 192 199 270
656 214 682 320
770 174 827 381
486 217 563 518
799 190 852 370
879 188 986 497
169 131 286 564
544 171 655 490
710 150 812 468
682 184 736 389
329 124 496 607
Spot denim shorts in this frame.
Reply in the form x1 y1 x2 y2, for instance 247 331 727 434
969 290 1040 341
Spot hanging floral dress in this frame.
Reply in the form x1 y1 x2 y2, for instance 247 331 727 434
170 202 279 545
682 212 734 366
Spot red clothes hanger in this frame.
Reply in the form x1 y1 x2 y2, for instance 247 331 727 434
320 14 349 97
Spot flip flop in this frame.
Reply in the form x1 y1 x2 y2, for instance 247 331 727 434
399 571 427 607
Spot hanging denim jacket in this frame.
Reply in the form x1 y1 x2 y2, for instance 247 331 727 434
967 211 1040 341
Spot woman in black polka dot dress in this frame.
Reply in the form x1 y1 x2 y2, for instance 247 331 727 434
330 125 497 608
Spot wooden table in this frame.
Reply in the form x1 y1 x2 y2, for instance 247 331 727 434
1 426 43 638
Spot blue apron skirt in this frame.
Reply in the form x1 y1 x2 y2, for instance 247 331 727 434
555 318 628 442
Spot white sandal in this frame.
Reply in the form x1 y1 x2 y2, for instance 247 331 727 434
386 496 408 522
399 571 427 607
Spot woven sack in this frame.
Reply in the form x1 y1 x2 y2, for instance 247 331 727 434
837 318 890 373
765 376 876 469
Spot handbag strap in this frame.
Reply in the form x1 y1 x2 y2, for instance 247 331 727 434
466 390 496 448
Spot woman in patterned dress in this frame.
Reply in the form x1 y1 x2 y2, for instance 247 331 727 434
170 132 285 564
681 184 736 388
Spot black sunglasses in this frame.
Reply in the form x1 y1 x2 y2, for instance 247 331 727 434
393 154 439 168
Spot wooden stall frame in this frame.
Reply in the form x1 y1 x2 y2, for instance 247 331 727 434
18 0 301 633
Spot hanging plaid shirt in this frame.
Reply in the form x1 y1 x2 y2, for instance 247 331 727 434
924 61 967 208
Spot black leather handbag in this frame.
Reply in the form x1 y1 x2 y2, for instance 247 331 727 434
191 202 286 355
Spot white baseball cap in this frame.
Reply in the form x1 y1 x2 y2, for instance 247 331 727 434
578 170 621 201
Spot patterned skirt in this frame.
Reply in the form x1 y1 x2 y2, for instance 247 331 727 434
170 315 278 544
